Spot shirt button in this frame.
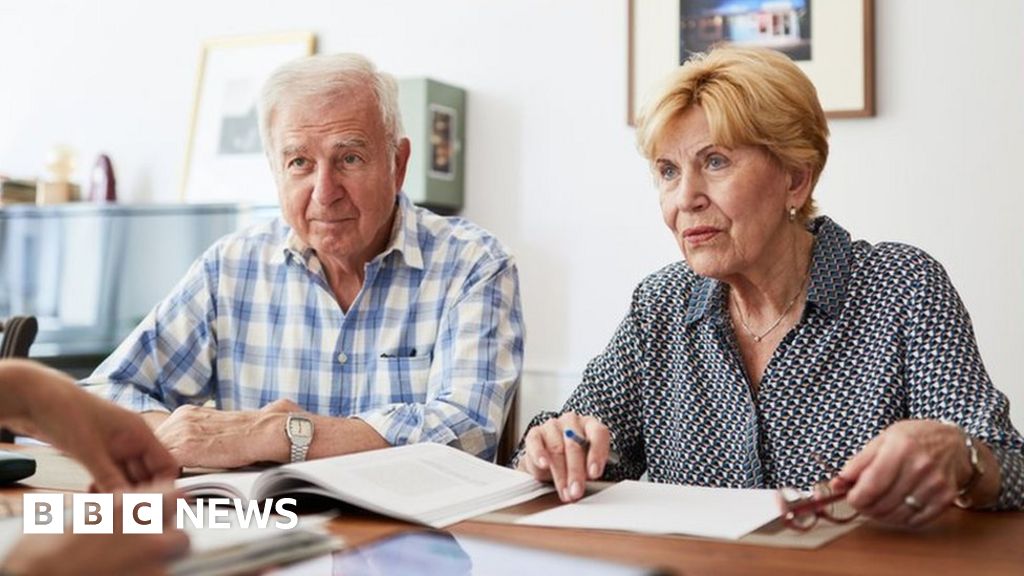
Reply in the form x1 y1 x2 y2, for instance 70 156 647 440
337 352 348 364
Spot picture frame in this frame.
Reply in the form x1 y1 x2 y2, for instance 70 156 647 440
181 32 316 204
628 0 875 125
428 103 457 181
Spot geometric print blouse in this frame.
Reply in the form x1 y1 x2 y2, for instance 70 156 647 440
514 217 1023 510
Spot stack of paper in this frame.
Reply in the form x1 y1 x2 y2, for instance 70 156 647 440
515 480 781 540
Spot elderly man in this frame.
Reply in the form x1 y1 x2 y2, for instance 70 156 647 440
87 53 523 468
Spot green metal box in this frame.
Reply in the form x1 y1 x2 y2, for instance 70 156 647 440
398 78 465 214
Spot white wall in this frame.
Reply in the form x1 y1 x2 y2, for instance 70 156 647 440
1 0 1021 430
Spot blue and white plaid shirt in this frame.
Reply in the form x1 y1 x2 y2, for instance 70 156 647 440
86 194 524 460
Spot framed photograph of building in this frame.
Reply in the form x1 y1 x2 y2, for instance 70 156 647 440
628 0 874 124
181 32 316 204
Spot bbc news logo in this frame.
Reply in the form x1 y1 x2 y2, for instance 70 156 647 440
23 494 298 534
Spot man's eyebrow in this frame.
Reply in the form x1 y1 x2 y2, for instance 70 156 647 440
280 144 307 159
331 137 368 150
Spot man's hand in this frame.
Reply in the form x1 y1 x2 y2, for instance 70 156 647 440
154 405 288 468
0 360 179 490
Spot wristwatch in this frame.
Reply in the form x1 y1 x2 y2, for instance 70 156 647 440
286 413 314 463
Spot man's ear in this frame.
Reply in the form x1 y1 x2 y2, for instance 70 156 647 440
392 138 412 194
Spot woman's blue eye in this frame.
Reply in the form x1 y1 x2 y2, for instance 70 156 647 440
660 165 679 180
705 154 728 170
288 158 307 169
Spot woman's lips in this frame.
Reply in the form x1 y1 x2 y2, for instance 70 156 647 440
683 226 720 246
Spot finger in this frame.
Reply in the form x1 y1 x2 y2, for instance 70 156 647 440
864 468 918 524
161 529 191 561
844 438 901 511
539 420 569 500
125 458 151 486
839 435 882 484
161 489 186 529
875 448 944 519
122 531 191 567
141 436 181 481
846 453 901 514
522 429 553 481
904 473 955 527
581 418 611 479
85 454 131 492
560 417 588 502
862 455 923 519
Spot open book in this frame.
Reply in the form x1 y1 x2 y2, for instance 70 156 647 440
176 443 552 528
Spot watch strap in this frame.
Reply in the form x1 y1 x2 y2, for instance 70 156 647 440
290 442 310 463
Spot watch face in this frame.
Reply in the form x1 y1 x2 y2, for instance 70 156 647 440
289 418 312 438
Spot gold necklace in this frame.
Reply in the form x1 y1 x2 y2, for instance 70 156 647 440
732 270 810 343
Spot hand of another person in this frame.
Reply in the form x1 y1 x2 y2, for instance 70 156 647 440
2 360 179 491
837 419 975 526
155 405 286 468
517 411 611 502
1 489 189 576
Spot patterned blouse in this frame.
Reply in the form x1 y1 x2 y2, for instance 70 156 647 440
514 217 1024 510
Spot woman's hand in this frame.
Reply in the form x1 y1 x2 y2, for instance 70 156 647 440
1 489 189 576
838 419 992 526
517 411 611 502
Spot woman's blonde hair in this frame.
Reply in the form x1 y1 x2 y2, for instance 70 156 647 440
635 46 829 221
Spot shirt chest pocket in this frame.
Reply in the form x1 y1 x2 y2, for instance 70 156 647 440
372 355 432 404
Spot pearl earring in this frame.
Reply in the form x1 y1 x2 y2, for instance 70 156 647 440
788 206 797 222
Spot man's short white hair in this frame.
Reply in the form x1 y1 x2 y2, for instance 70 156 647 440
258 53 404 159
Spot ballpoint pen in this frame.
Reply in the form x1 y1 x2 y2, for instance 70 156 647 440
564 428 621 465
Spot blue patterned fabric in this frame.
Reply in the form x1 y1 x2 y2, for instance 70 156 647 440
515 216 1024 510
87 193 524 461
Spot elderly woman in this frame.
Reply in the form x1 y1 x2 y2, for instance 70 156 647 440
513 46 1023 526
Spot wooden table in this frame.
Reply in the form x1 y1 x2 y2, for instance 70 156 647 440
3 444 1022 575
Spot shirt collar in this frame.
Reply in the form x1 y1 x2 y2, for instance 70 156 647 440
803 215 852 319
276 192 425 271
377 193 424 270
683 215 853 325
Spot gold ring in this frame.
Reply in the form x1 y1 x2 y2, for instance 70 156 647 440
903 494 924 512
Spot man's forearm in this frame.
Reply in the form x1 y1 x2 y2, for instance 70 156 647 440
154 406 393 469
306 416 391 460
252 412 391 463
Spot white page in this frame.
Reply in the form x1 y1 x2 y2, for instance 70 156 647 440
516 481 781 540
258 443 551 527
176 471 262 499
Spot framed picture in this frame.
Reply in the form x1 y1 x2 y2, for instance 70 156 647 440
628 0 874 124
181 32 316 204
428 103 457 181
